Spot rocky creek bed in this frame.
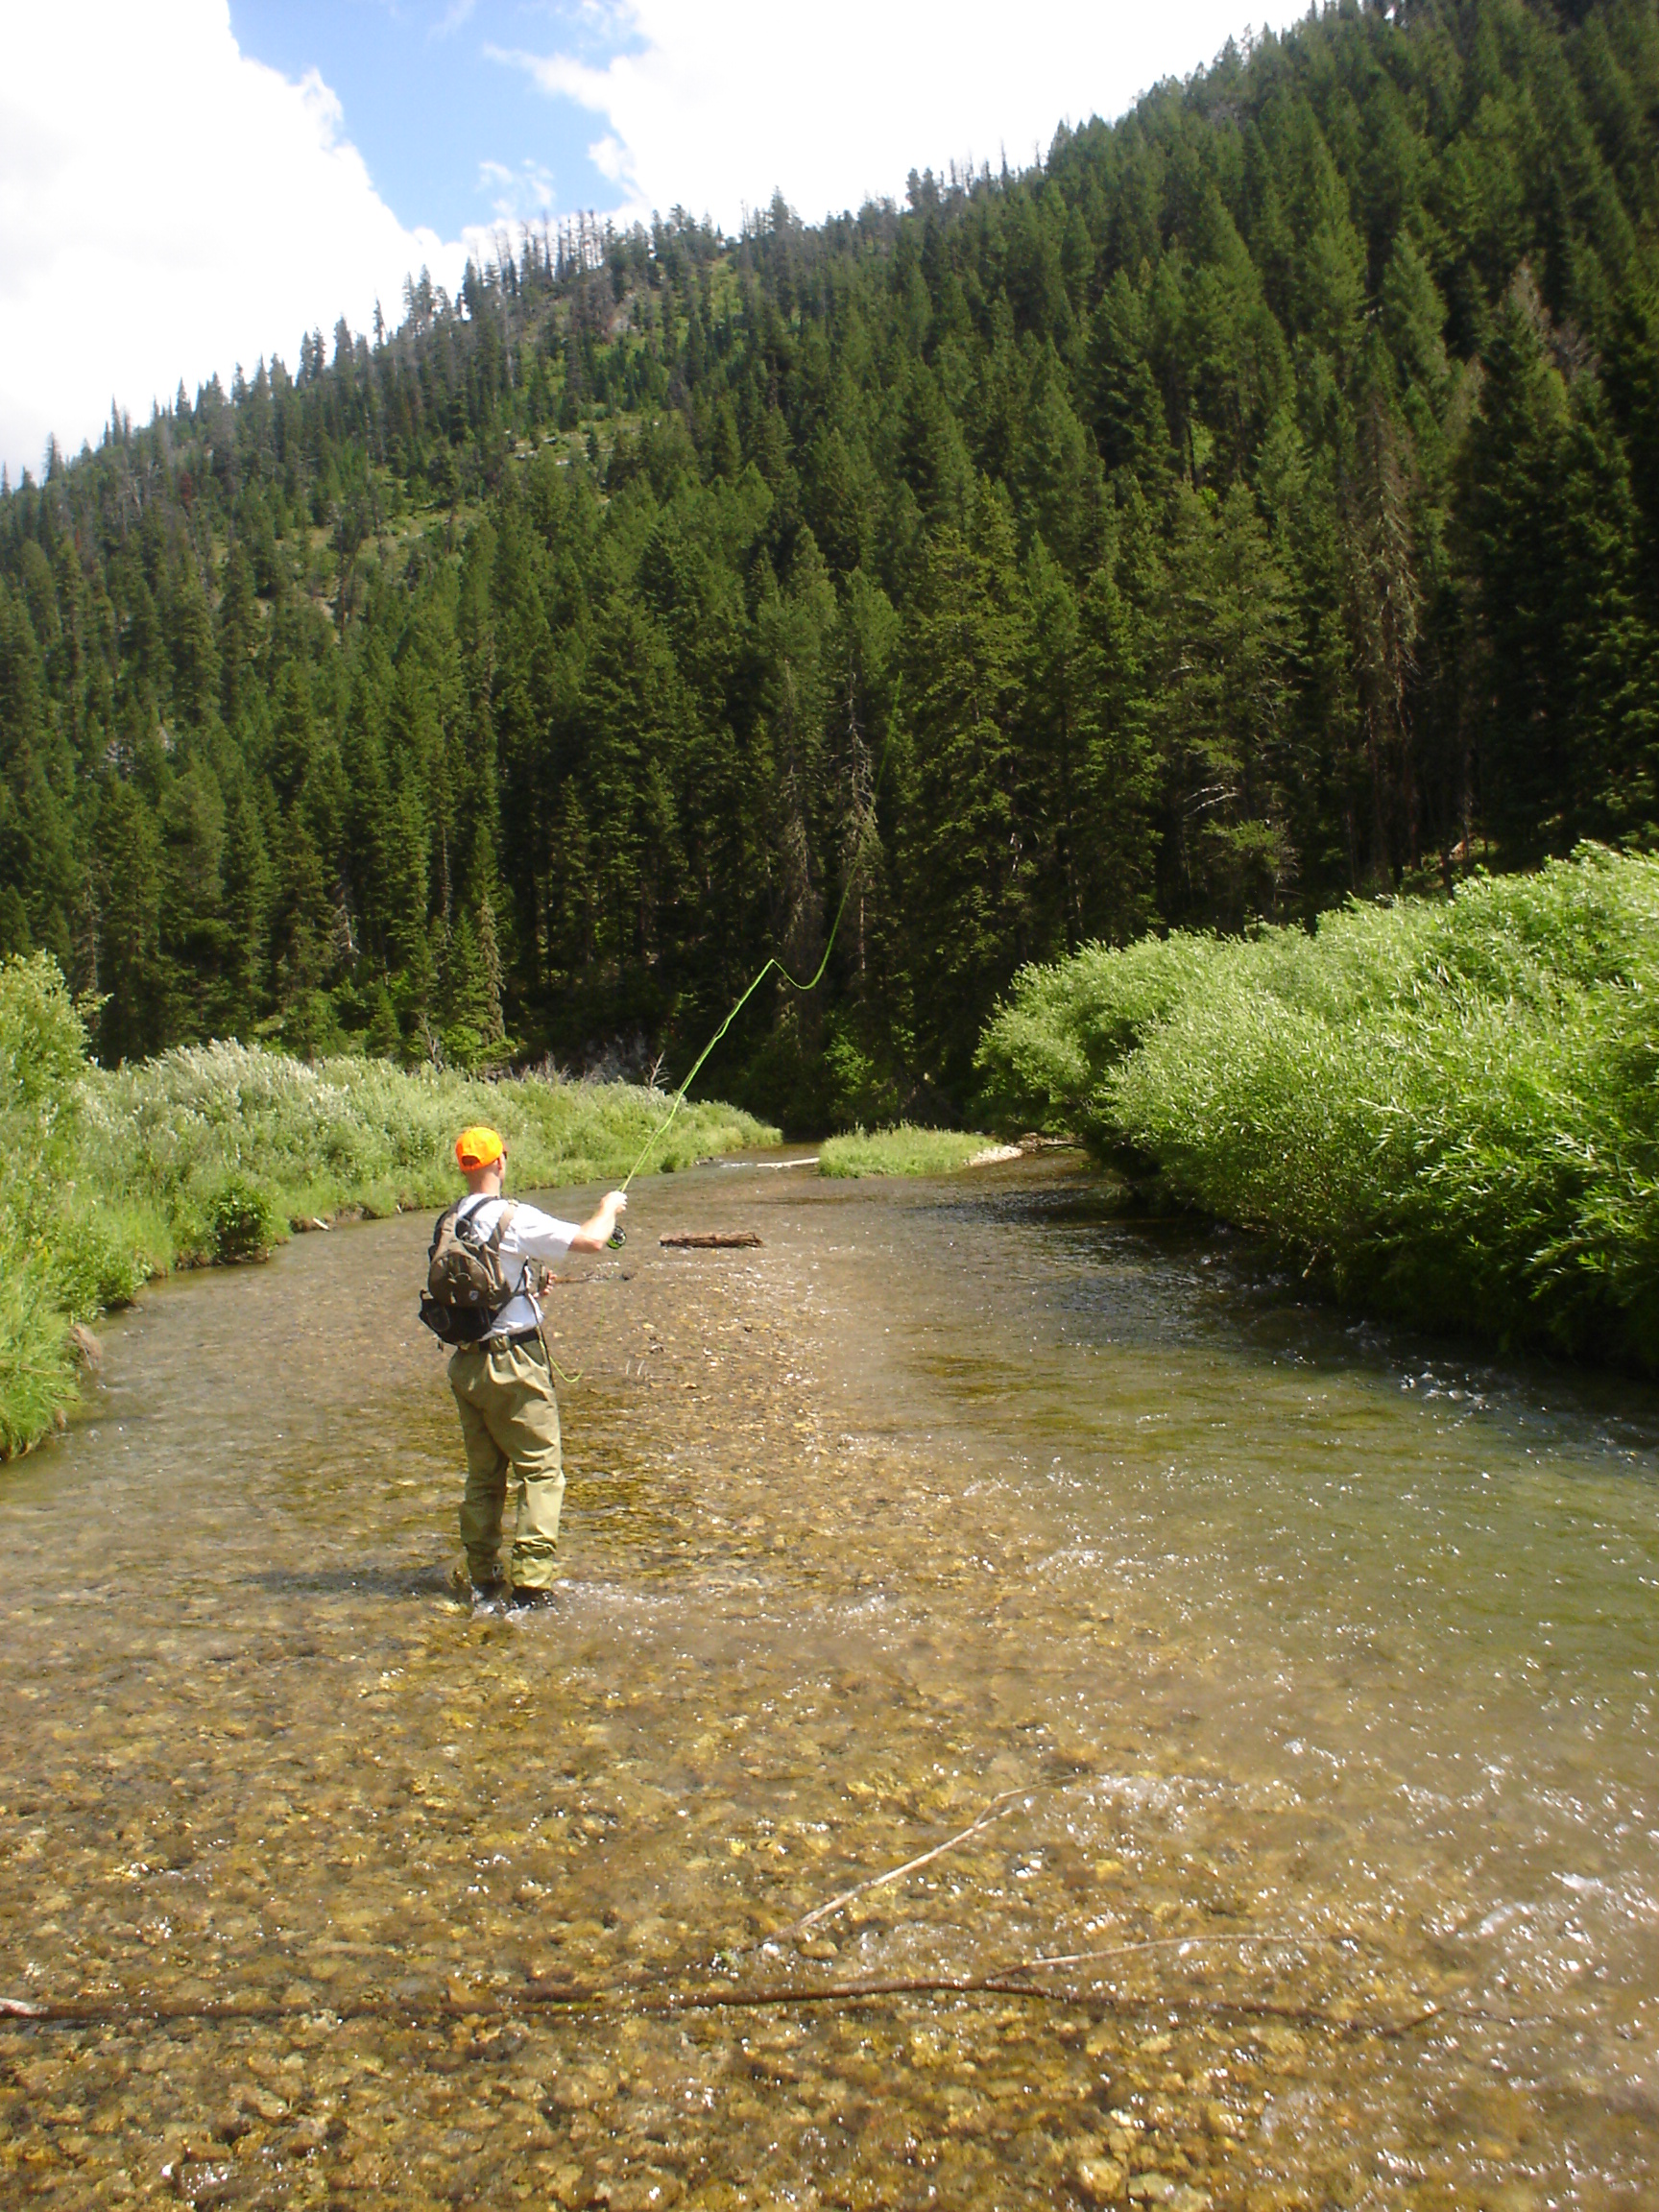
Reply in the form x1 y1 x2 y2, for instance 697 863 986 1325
3 1154 1656 2207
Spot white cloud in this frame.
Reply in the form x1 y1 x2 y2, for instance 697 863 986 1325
478 156 560 225
0 0 469 478
0 0 1311 480
497 0 1307 231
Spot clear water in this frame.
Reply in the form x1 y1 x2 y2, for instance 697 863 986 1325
3 1152 1656 2209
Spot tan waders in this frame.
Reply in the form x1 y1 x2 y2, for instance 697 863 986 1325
447 1335 564 1591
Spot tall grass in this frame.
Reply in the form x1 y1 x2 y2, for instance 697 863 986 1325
0 953 776 1458
977 847 1659 1369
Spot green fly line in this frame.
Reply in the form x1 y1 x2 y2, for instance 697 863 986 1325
618 871 857 1194
536 743 888 1384
618 746 892 1196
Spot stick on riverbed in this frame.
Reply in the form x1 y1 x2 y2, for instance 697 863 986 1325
771 1791 1027 1939
660 1232 764 1248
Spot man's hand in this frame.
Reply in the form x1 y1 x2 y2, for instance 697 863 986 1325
569 1189 628 1252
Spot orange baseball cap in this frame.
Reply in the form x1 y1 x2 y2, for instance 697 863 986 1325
455 1124 506 1170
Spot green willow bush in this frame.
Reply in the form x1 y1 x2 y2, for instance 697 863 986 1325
203 1174 281 1264
977 847 1659 1368
0 953 92 1452
0 953 776 1458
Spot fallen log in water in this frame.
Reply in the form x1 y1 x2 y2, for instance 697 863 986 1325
659 1232 764 1249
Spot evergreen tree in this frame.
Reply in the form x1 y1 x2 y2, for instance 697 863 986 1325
902 484 1029 1095
96 779 164 1063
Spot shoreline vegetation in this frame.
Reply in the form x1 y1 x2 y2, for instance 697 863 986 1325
11 841 1659 1451
0 951 776 1458
978 845 1659 1374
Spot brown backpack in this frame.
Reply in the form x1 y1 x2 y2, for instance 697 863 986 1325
419 1198 519 1342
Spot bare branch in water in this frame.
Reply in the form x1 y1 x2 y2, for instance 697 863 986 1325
770 1790 1029 1941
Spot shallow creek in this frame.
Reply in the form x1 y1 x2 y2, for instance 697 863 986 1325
3 1151 1658 2210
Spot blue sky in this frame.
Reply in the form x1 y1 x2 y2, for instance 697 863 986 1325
228 1 632 237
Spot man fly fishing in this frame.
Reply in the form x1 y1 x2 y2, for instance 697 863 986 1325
421 1124 626 1615
413 766 888 1615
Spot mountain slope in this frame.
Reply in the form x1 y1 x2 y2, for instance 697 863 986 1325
3 0 1658 1124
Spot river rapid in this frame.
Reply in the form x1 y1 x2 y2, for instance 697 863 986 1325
3 1151 1657 2210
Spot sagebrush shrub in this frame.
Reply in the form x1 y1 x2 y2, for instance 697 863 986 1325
0 958 776 1459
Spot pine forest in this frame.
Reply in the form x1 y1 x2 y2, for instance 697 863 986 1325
3 0 1659 1130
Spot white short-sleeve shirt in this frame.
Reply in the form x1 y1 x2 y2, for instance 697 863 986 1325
457 1194 581 1336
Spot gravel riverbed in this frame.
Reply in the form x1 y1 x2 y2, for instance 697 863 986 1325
3 1158 1652 2207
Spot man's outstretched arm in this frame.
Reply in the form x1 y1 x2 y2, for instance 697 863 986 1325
566 1190 627 1253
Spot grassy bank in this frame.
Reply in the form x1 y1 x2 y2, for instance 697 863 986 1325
818 1125 991 1177
977 847 1659 1370
0 953 776 1458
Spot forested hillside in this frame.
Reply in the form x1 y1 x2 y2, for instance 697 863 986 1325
3 0 1658 1125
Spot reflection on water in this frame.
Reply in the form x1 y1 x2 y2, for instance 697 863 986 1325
3 1154 1657 2208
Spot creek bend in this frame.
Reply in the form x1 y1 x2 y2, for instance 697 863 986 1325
4 1151 1657 2210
